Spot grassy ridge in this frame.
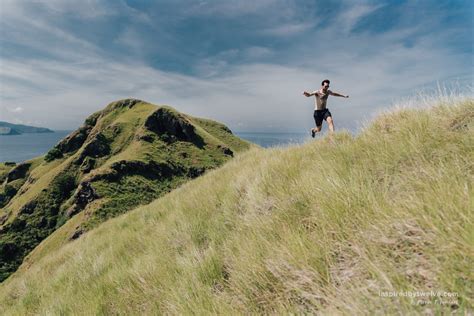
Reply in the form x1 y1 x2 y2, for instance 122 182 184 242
0 98 472 314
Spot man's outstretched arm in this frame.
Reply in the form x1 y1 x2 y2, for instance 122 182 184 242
303 91 317 97
329 91 349 98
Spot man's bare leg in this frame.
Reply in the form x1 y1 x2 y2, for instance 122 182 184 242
311 125 322 138
327 117 335 133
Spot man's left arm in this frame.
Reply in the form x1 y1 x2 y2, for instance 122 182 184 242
329 90 349 98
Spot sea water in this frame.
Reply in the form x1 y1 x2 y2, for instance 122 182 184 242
234 132 309 148
0 131 71 163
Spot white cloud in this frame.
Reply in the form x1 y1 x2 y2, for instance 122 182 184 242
32 0 118 19
0 1 102 63
243 46 273 59
8 106 23 113
336 3 385 34
261 22 315 37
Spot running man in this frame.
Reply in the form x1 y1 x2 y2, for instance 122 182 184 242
303 79 349 137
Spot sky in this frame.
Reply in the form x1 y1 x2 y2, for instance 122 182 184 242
0 0 472 132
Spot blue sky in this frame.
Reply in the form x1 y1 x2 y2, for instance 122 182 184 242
0 0 472 132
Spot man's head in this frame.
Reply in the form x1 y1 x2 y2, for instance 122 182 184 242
321 79 330 91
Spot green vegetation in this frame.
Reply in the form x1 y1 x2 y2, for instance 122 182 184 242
0 182 21 209
0 163 18 208
44 147 63 162
0 97 471 314
0 163 31 209
87 175 185 228
0 98 250 282
0 170 77 281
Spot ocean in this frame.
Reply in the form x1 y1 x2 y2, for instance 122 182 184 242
235 132 309 148
0 131 71 163
0 131 311 163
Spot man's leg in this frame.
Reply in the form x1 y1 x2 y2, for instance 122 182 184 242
312 111 323 137
327 116 335 132
311 125 322 137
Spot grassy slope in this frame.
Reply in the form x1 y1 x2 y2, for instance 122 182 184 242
0 98 472 314
1 156 70 224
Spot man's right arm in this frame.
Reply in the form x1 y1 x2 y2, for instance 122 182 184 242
303 91 317 97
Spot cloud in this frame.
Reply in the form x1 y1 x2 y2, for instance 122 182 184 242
7 106 24 113
243 46 273 59
34 0 118 19
0 1 102 63
336 3 385 34
261 22 315 37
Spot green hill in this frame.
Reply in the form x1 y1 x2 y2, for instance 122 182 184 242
0 99 251 282
0 97 472 314
0 121 53 135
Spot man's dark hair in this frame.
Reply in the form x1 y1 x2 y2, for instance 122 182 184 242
321 79 330 86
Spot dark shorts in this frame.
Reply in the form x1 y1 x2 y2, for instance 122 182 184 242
313 109 332 127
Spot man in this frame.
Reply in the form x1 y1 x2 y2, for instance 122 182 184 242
303 79 349 137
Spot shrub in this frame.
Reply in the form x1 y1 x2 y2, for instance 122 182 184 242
3 184 17 197
45 147 63 162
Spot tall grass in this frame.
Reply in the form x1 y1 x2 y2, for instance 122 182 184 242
0 96 472 315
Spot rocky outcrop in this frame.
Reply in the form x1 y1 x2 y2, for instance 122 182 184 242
0 213 7 226
145 108 205 147
56 124 95 155
75 182 97 210
187 166 206 178
217 145 233 156
80 157 96 173
79 133 110 160
83 111 101 127
66 182 98 218
46 126 92 162
70 226 84 240
6 163 31 183
46 111 101 162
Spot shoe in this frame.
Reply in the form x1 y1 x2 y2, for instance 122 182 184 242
311 129 315 138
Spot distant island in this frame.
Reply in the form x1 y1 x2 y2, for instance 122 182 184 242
0 121 54 135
